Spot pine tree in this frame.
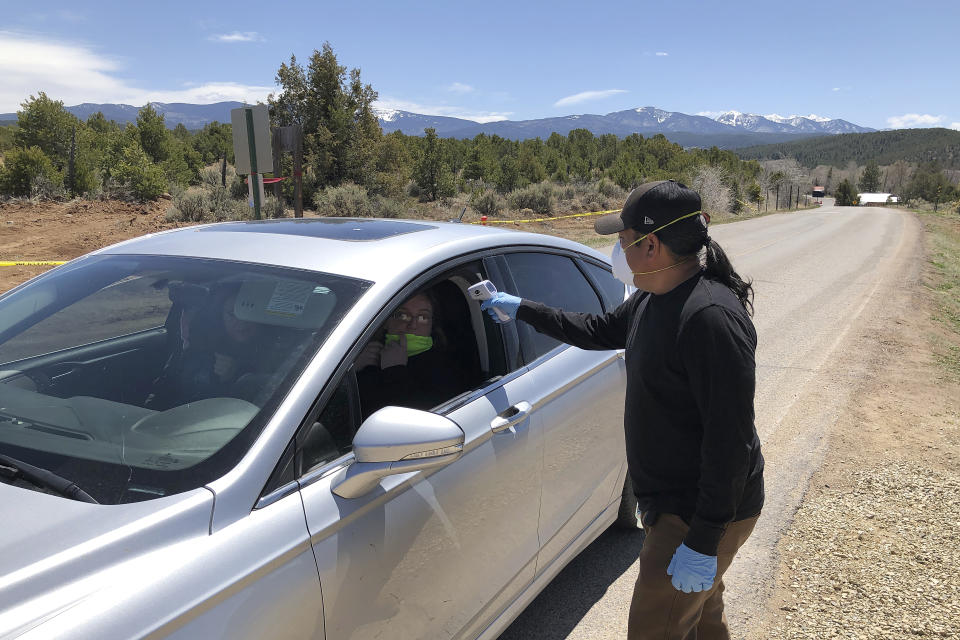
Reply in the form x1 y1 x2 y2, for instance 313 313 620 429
136 104 169 164
14 92 81 169
268 43 382 190
413 128 454 201
858 161 882 193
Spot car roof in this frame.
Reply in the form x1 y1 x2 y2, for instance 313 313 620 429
96 218 610 282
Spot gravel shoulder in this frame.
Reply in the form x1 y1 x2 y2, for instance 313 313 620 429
750 210 960 639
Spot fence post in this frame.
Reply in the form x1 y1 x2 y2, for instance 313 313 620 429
293 124 303 218
67 126 76 196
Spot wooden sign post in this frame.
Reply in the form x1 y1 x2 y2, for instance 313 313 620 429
273 125 304 218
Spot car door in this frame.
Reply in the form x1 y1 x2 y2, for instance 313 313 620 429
296 257 544 640
500 251 627 571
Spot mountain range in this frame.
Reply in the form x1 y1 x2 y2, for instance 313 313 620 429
0 102 874 149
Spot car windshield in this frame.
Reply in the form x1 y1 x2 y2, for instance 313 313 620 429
0 254 370 504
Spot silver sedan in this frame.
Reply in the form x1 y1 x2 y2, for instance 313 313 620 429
0 218 637 639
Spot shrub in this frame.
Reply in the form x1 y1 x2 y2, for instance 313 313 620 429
577 188 608 211
261 195 287 219
313 182 373 217
167 187 207 222
508 182 556 215
229 173 247 200
30 172 65 200
371 195 405 219
470 188 506 216
200 166 223 189
597 178 625 199
166 184 247 222
0 146 62 197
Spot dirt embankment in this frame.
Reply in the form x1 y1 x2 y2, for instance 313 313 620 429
0 199 177 292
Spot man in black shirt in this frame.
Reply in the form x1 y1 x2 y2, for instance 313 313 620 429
482 180 764 640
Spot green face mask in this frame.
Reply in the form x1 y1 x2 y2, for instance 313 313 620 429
385 333 434 357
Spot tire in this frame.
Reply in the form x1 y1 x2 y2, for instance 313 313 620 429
615 474 642 529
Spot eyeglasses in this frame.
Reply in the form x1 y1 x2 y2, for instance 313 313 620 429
391 310 433 325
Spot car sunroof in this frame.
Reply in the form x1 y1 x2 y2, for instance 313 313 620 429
197 218 437 241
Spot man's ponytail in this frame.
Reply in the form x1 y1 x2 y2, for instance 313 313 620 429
703 237 754 315
655 220 755 316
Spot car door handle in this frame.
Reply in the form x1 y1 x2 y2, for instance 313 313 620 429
490 401 532 433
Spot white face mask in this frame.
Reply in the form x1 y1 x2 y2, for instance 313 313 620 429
611 242 635 287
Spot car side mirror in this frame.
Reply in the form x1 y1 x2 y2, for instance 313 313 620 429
331 406 464 499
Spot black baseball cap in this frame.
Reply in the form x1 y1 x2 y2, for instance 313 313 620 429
594 180 702 235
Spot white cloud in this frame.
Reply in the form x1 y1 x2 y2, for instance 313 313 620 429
373 97 510 123
950 122 960 131
886 113 944 129
553 89 627 108
0 31 271 112
655 52 668 56
447 82 474 94
696 110 726 119
134 82 274 104
832 87 841 92
209 31 264 43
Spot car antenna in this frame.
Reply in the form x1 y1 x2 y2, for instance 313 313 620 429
450 207 467 224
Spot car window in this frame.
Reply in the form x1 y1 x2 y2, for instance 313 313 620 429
503 252 603 361
0 255 371 504
297 262 508 475
581 260 627 311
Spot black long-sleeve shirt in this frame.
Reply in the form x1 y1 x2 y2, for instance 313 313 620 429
517 271 764 555
356 347 469 419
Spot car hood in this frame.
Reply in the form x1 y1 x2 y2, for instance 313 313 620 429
0 483 213 636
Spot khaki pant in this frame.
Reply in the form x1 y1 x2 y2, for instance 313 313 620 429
627 513 759 640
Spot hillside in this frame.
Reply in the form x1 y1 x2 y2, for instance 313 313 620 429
735 128 960 168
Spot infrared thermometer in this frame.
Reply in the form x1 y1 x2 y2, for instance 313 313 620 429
468 280 511 323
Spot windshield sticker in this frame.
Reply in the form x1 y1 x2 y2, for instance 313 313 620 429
266 281 312 317
142 453 182 469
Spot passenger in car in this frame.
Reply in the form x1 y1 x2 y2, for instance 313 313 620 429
355 288 469 417
147 285 277 408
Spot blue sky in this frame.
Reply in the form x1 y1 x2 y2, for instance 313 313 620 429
2 0 958 130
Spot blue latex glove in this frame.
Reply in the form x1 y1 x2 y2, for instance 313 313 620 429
480 292 521 323
667 543 717 593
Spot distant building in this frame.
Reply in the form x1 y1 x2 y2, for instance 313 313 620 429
858 193 898 205
812 186 825 198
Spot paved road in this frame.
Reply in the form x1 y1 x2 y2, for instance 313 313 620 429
499 203 922 639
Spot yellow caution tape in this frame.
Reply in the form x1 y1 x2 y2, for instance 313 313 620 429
470 208 620 225
0 261 67 267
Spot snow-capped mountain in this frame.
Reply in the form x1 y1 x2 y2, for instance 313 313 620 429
714 111 798 133
713 111 871 134
372 108 478 136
